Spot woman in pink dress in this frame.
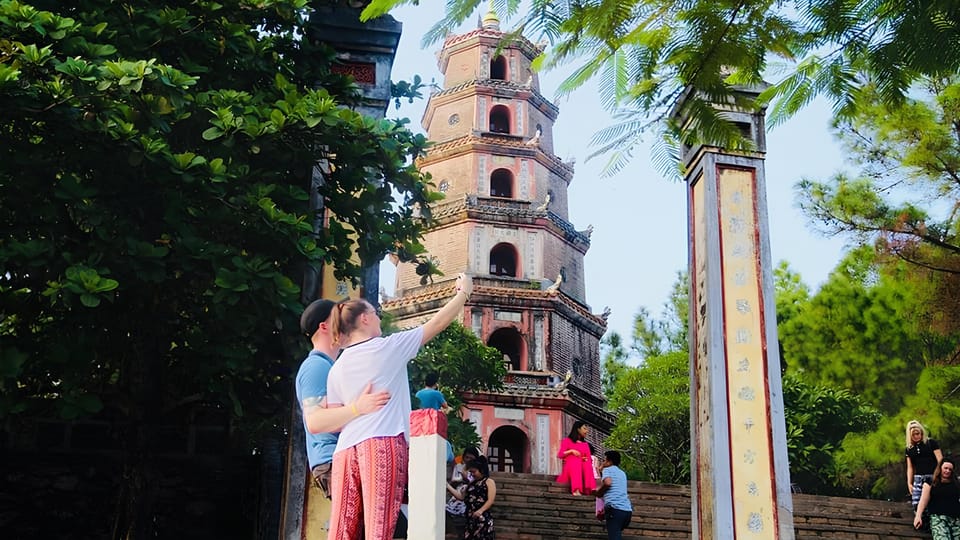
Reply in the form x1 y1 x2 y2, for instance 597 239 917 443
557 421 596 495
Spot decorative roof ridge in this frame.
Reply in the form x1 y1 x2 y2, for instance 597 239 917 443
429 77 555 103
384 280 605 329
441 28 543 55
417 134 574 175
382 283 456 310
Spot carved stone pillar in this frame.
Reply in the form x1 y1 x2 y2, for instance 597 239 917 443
673 85 795 540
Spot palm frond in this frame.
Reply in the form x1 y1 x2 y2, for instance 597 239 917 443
597 49 630 111
651 128 683 182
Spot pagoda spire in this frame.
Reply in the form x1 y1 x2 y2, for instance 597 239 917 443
481 0 500 30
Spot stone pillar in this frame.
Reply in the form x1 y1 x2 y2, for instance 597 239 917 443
281 6 403 539
408 409 449 540
306 3 403 308
673 86 794 539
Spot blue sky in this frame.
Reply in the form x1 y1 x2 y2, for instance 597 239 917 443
379 5 851 342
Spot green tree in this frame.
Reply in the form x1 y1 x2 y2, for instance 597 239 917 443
798 76 960 338
603 265 885 490
407 321 506 452
778 247 956 413
607 349 689 483
0 1 436 536
773 261 810 329
599 331 632 397
603 272 690 482
781 373 880 495
362 0 960 173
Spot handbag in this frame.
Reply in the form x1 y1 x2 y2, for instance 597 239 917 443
595 497 605 521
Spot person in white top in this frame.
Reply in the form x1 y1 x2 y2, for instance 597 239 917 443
325 273 473 540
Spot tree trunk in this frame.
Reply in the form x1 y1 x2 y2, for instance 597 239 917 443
111 344 163 540
111 437 159 540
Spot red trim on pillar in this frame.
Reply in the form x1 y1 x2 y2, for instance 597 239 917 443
331 62 376 84
410 409 448 438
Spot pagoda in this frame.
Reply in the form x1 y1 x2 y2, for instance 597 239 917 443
383 9 613 474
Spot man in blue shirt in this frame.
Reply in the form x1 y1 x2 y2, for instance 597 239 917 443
595 450 633 540
415 372 455 468
415 372 450 412
296 299 389 497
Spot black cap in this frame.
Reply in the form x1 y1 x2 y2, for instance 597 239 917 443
300 299 336 337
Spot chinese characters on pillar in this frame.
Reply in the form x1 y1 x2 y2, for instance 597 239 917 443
719 167 777 537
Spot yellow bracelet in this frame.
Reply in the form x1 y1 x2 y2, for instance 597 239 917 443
351 403 359 416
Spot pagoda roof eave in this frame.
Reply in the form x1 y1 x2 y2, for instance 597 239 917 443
416 134 575 182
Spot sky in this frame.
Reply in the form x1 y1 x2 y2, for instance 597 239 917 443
379 5 852 343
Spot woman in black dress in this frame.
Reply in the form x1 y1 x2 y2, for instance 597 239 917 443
447 455 496 539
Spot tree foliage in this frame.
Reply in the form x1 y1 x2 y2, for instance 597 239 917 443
599 331 631 397
361 0 960 172
0 0 435 536
778 247 958 413
607 349 690 484
798 76 960 338
781 373 880 495
601 272 691 482
601 266 886 491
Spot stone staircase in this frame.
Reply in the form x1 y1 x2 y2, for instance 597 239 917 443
478 473 926 540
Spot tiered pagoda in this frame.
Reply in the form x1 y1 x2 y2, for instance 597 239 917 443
383 10 613 475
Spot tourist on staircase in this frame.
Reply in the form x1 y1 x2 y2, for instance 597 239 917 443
447 446 482 536
446 455 496 540
595 451 633 540
914 456 960 539
416 372 452 413
556 421 596 496
324 274 473 540
906 419 942 510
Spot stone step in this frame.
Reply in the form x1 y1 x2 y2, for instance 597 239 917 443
473 472 926 540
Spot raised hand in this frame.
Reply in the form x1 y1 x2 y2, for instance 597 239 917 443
456 273 473 298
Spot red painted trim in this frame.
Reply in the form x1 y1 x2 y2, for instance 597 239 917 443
410 409 449 438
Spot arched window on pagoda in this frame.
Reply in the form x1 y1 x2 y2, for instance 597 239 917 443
490 55 507 80
488 326 525 371
489 105 511 134
489 242 518 277
490 168 514 198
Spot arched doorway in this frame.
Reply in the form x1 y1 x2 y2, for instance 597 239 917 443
490 168 514 198
487 425 528 473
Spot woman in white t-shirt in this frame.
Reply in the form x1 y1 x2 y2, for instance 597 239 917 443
325 273 473 540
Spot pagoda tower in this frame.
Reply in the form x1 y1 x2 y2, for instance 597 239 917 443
383 10 613 475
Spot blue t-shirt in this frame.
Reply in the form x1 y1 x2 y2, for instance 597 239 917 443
415 387 447 410
295 350 338 468
602 465 633 512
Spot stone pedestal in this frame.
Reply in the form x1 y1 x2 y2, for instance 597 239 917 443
408 408 449 540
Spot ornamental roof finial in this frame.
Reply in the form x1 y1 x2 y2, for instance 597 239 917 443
481 0 500 30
